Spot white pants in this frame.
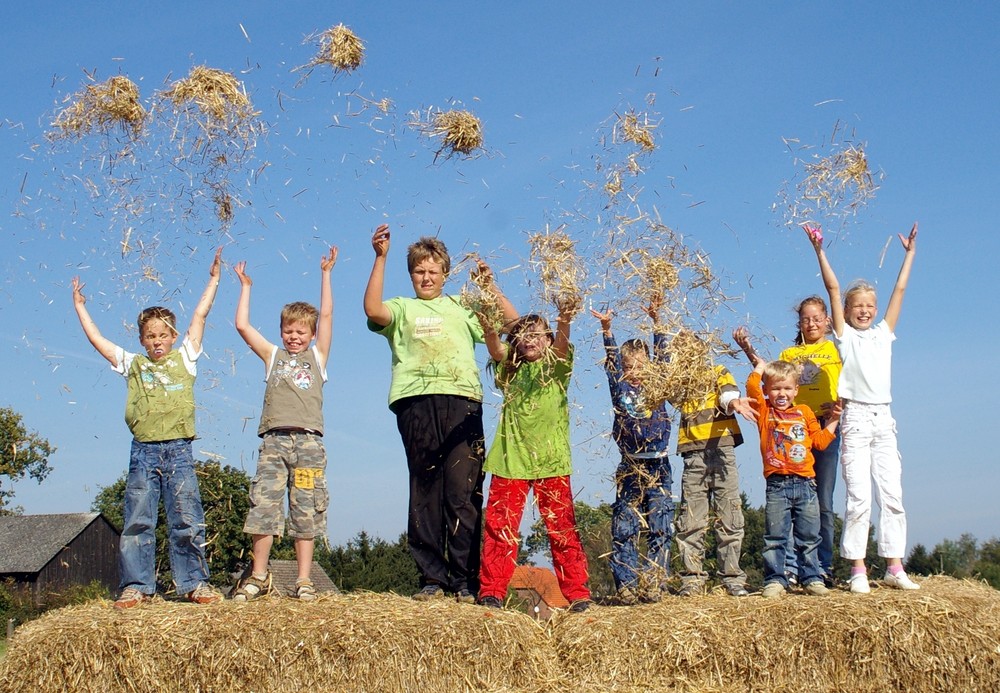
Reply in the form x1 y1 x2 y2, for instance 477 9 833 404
839 401 907 560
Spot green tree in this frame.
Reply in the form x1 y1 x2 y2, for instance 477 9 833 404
905 543 935 576
0 407 55 515
321 531 419 594
930 533 978 578
92 461 253 588
973 538 1000 589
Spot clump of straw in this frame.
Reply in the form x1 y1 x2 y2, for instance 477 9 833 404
616 109 657 151
459 261 506 334
411 108 485 160
800 143 877 214
636 328 720 409
212 188 234 224
528 228 586 317
310 24 365 74
162 66 258 133
50 75 146 140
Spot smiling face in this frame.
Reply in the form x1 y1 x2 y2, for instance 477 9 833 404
765 375 799 411
139 318 178 361
622 351 648 386
281 319 315 355
798 302 829 344
845 289 878 330
410 258 446 300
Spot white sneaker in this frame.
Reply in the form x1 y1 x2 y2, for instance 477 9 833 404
849 574 871 594
761 582 785 598
883 570 921 590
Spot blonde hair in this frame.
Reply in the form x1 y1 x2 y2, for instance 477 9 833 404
844 280 877 309
762 359 801 385
137 306 177 335
620 339 649 360
280 302 319 334
407 236 451 275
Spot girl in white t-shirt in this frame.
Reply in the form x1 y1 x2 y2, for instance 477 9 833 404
806 222 920 594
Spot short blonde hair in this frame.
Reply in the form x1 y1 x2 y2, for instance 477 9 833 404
137 306 178 334
407 236 450 275
844 280 877 309
763 359 801 385
280 302 318 334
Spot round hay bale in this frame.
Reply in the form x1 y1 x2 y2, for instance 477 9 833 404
0 592 560 693
554 576 1000 692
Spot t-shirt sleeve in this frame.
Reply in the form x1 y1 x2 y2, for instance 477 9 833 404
111 344 132 377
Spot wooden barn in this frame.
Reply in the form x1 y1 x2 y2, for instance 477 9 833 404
0 512 120 601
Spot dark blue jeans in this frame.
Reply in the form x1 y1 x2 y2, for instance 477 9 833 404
610 455 674 590
785 432 840 577
763 474 821 587
120 438 211 594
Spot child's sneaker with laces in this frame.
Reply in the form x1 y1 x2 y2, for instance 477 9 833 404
884 570 921 590
412 584 445 601
761 582 785 598
295 579 318 601
454 588 476 604
187 583 222 604
803 580 830 596
849 573 871 594
115 586 152 609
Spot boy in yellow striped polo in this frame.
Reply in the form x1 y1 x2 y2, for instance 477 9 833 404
672 361 756 597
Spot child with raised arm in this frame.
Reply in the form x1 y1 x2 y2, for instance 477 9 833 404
672 339 756 598
476 303 592 612
232 247 338 602
71 248 224 608
807 222 921 593
364 224 517 603
747 359 840 598
591 304 673 605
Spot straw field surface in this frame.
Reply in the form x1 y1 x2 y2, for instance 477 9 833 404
1 576 998 692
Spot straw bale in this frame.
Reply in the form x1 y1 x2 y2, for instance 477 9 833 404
50 75 146 140
310 24 366 74
528 228 587 316
554 576 1000 692
411 108 485 160
161 65 258 133
0 592 560 693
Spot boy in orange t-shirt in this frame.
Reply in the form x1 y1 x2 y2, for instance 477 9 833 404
746 360 840 598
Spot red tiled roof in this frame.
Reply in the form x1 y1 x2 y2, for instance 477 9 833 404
510 565 570 607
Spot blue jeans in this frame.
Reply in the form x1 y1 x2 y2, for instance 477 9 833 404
610 455 674 590
784 432 839 577
763 475 821 587
120 438 211 594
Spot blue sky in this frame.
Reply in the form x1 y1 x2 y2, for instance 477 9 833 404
2 2 997 554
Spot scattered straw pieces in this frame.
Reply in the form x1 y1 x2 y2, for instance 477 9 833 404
528 227 586 316
615 109 657 151
161 66 258 134
50 75 146 140
637 328 721 409
310 24 366 75
411 108 485 161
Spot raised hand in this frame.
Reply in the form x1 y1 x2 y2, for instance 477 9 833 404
321 246 339 271
372 224 390 257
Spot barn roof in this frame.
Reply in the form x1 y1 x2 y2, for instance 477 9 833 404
0 513 108 573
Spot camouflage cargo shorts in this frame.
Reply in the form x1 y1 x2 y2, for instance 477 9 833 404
243 431 328 539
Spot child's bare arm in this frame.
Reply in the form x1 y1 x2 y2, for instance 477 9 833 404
552 298 575 360
71 277 119 367
480 318 509 363
233 261 275 363
474 259 519 329
733 326 764 367
187 247 223 352
364 224 392 327
315 246 338 362
804 226 844 336
728 396 758 423
883 222 918 332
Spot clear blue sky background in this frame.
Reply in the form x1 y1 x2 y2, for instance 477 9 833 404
2 2 996 554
